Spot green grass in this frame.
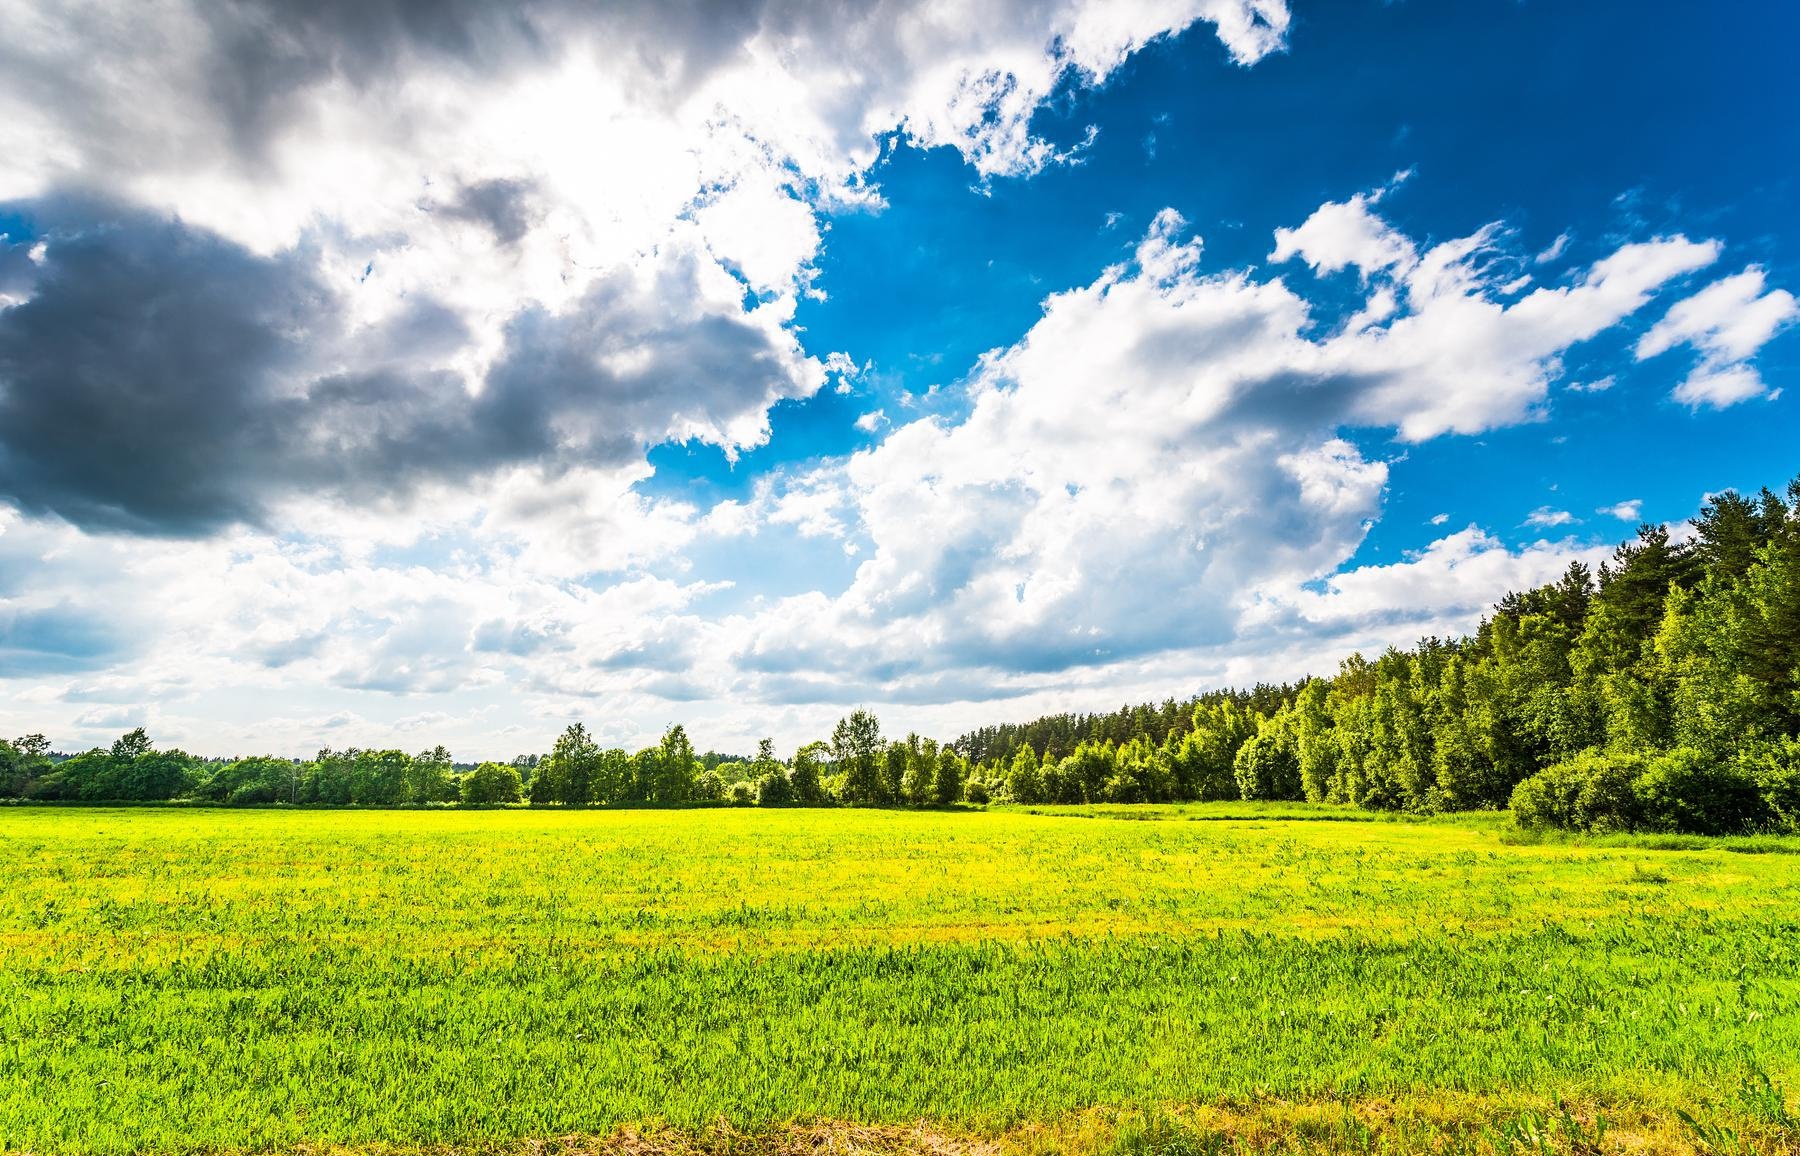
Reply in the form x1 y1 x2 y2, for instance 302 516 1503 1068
2 805 1799 1154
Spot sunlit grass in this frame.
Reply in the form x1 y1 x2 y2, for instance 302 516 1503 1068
2 805 1797 1153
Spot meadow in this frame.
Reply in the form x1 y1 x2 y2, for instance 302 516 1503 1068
2 804 1798 1155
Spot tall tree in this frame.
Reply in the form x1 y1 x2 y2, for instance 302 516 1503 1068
832 710 887 804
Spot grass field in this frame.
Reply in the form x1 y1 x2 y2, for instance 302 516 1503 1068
3 804 1799 1155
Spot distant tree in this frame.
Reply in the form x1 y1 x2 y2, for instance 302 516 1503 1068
350 750 410 805
1005 743 1046 805
789 741 829 805
756 766 793 805
1182 700 1259 800
1233 711 1302 801
537 724 601 806
593 748 631 804
406 745 459 804
653 724 697 803
110 727 153 762
932 746 966 805
901 736 937 805
832 710 887 804
460 761 524 805
693 769 725 802
0 734 52 798
304 749 357 805
196 756 297 804
116 747 198 800
627 747 660 804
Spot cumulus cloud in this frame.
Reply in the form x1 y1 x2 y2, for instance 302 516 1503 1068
5 176 1777 753
0 209 814 533
1636 266 1799 407
1 1 1791 755
1598 499 1643 521
1244 528 1611 638
1269 184 1416 279
0 0 1292 535
1275 198 1721 438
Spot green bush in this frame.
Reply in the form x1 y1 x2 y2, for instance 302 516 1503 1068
1635 747 1769 836
1509 749 1645 833
1512 746 1780 835
1735 736 1800 834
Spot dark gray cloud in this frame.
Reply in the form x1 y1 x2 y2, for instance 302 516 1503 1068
0 208 328 533
0 603 128 675
432 178 540 246
0 201 809 534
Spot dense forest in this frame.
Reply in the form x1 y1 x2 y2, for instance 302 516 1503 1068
3 480 1797 835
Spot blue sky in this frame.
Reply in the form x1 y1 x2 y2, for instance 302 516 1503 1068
661 0 1800 545
0 1 1795 757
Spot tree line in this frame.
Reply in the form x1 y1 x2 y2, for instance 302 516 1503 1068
3 477 1797 834
0 717 973 810
971 479 1800 835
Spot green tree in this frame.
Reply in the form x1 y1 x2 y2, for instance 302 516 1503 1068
0 736 48 798
212 756 299 804
349 750 410 805
537 724 601 806
901 736 938 805
460 761 524 805
832 710 887 804
789 741 830 805
652 724 697 803
756 765 793 805
1183 700 1259 800
1233 710 1301 801
932 746 966 805
1291 679 1340 803
406 745 459 804
110 727 152 762
1005 743 1046 804
303 749 357 805
693 769 725 802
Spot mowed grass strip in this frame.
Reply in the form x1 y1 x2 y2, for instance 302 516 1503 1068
0 806 1797 1154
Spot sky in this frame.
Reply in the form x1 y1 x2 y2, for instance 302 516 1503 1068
0 0 1797 759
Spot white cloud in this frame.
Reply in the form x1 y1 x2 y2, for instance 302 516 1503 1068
1265 190 1721 440
1597 499 1643 521
0 0 1294 536
1270 188 1416 279
1524 506 1576 528
1671 365 1770 408
1248 527 1610 635
0 119 1788 757
1638 266 1799 408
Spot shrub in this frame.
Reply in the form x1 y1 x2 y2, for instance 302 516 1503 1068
1734 736 1800 834
727 781 755 806
1509 749 1645 833
1635 747 1769 836
965 780 990 805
